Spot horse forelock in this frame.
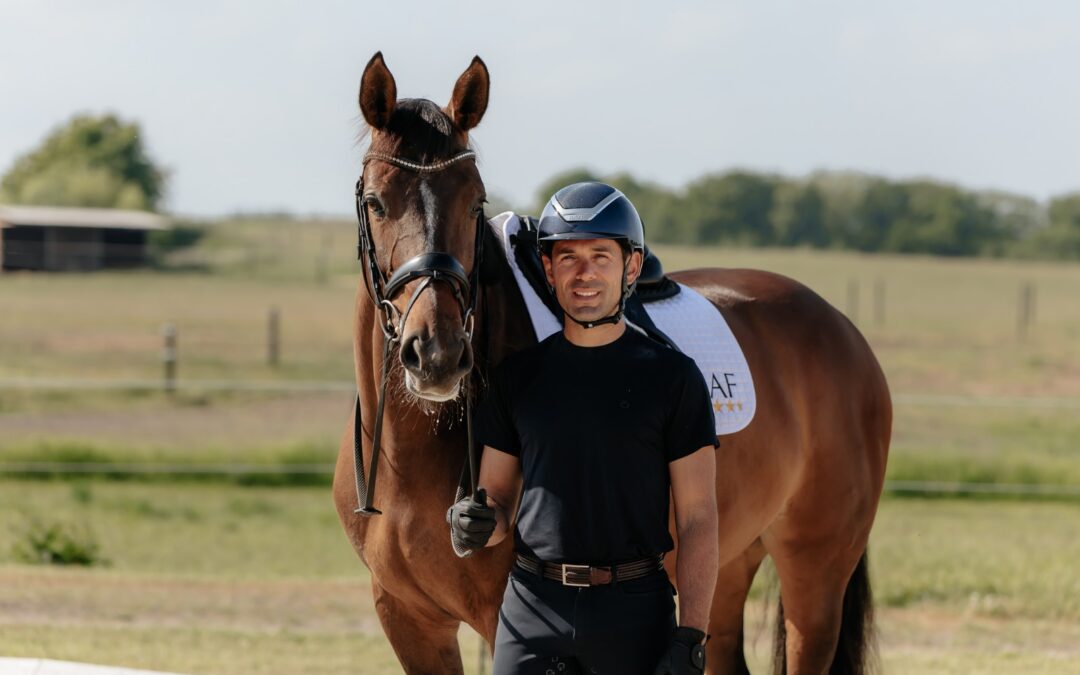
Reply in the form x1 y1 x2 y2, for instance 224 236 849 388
368 98 470 163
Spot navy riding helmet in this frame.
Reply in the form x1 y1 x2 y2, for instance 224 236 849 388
537 182 645 253
537 182 646 329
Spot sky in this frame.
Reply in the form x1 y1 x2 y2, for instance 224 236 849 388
1 0 1079 216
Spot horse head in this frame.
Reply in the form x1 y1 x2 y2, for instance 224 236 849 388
356 52 490 403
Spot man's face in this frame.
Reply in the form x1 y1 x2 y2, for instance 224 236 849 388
542 238 642 324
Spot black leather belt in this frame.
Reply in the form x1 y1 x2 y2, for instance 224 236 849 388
515 553 665 588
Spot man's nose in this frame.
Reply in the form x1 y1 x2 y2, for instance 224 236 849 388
575 260 598 280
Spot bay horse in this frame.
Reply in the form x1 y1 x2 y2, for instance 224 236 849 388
333 52 891 675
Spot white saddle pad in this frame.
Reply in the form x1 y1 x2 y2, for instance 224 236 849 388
491 212 756 435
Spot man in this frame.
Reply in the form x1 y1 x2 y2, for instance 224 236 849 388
449 182 719 675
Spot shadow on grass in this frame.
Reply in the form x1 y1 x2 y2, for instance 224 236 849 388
0 440 334 487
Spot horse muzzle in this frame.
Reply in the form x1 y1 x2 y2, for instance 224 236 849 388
400 330 473 401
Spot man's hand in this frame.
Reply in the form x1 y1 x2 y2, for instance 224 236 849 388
446 488 496 557
652 626 706 675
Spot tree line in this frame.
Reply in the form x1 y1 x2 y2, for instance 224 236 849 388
4 114 1079 261
533 169 1080 260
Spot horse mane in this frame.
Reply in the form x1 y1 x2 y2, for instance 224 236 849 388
365 98 469 163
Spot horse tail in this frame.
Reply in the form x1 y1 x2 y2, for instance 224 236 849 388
771 583 787 675
771 550 877 675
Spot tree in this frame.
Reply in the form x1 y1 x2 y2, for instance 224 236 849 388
0 113 166 211
532 167 599 215
770 181 828 247
1048 192 1080 230
808 170 876 248
851 179 908 252
605 172 680 244
976 190 1043 257
1015 191 1080 260
683 171 777 245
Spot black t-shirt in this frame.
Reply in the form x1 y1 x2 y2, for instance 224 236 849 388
474 327 719 565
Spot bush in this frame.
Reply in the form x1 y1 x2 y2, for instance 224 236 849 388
12 518 105 566
148 222 206 254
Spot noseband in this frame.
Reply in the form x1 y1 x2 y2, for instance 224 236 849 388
355 149 482 341
351 149 485 519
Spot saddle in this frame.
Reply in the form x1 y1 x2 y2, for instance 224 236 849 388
509 216 680 350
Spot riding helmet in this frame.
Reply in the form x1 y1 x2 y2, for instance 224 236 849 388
537 182 645 253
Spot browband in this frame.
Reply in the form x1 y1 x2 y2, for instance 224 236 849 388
363 150 477 174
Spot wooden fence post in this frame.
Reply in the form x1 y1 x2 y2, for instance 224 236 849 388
847 279 859 323
268 306 281 367
316 230 331 284
874 279 886 327
1018 282 1035 341
162 323 177 394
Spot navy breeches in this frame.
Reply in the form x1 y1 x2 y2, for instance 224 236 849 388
493 567 676 675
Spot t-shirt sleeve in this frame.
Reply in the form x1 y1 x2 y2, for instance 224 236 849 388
473 363 521 457
663 359 720 462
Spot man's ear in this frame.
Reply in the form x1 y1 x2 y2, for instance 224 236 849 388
542 252 555 288
625 250 643 285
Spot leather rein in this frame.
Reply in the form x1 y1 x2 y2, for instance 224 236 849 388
351 148 484 517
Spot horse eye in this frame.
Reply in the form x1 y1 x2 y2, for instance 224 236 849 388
364 195 386 217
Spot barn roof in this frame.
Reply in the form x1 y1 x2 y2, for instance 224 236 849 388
0 205 169 231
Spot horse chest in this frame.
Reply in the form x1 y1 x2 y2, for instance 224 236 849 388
363 510 450 583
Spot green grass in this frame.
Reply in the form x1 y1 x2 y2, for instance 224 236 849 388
871 499 1080 619
887 405 1080 489
0 482 356 578
0 482 1078 673
0 439 336 485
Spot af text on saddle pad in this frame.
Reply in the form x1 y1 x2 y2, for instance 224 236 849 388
491 212 756 435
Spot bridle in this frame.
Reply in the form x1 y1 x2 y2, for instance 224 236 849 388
351 148 485 518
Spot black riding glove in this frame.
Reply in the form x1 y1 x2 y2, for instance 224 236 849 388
446 488 496 558
652 626 707 675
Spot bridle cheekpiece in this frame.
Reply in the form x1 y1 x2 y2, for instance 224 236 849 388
350 148 486 522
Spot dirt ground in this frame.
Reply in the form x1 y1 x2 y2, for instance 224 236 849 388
4 567 1079 674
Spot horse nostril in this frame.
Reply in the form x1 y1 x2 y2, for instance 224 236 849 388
457 339 473 372
401 335 422 371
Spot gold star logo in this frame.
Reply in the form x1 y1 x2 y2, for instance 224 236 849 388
713 401 722 412
737 402 743 411
727 401 735 412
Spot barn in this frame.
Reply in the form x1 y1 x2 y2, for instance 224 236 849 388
0 205 169 272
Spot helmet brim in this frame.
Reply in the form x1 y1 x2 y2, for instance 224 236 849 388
537 231 630 242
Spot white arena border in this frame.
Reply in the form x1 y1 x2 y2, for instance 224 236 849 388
0 659 182 675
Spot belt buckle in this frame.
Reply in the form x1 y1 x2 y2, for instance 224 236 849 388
561 563 591 587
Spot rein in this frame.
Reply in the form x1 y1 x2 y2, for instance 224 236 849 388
351 148 484 518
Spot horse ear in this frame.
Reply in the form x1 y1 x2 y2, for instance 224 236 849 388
359 52 397 129
448 56 489 132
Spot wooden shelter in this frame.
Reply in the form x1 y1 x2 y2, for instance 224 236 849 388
0 205 169 272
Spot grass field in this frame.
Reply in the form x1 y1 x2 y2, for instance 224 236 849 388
0 483 1078 674
2 216 1079 673
3 214 1080 395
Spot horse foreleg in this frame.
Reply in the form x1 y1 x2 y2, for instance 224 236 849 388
371 579 464 675
706 539 766 675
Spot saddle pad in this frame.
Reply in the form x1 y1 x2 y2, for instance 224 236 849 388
491 212 756 435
